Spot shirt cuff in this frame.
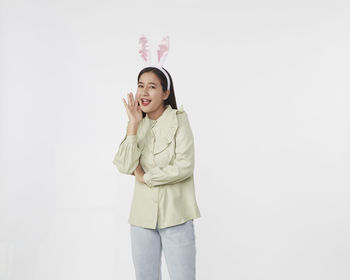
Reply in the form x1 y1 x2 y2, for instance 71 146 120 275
123 135 137 144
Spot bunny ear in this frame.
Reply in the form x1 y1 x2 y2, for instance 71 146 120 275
157 35 169 66
138 34 152 65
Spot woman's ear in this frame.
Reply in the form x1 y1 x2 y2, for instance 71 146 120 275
163 89 170 100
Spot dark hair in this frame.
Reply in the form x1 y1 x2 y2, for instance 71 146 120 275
137 67 177 118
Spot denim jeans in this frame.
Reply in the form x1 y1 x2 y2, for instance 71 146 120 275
130 219 196 280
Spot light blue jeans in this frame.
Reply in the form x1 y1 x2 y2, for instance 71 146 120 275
130 219 196 280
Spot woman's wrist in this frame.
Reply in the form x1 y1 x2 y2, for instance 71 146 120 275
135 171 145 183
139 174 145 184
126 121 140 136
134 162 145 183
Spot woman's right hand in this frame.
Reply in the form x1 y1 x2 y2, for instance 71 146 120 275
122 92 142 124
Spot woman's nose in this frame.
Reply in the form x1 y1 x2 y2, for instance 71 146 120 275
141 89 149 96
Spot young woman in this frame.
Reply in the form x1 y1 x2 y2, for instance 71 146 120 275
113 66 201 280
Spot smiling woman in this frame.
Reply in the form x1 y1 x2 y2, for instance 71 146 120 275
136 67 176 120
137 72 161 107
112 35 201 280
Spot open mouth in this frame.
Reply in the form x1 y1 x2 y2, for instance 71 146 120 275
141 98 151 106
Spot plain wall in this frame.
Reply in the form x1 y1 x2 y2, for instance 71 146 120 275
0 0 349 279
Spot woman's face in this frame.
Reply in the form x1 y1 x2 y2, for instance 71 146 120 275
136 71 169 113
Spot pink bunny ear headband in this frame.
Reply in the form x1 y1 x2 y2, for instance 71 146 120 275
138 34 171 91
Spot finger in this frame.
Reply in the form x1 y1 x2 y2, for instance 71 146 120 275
133 93 139 111
122 97 127 108
127 92 132 107
122 98 130 114
130 92 135 107
130 92 135 108
133 94 138 110
136 93 140 106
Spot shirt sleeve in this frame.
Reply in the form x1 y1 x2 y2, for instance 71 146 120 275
143 112 194 187
112 126 142 175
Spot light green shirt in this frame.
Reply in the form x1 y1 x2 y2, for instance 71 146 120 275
113 104 201 229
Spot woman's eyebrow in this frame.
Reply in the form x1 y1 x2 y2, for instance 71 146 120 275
138 82 157 85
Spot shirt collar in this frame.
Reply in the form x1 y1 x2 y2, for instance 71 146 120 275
143 104 185 154
145 104 173 128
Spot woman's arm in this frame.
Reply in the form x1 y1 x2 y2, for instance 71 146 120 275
141 112 194 187
112 92 143 175
134 161 145 182
112 121 142 174
126 120 139 136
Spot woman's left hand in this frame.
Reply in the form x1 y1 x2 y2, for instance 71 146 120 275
134 161 145 183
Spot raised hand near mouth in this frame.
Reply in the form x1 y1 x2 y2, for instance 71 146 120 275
122 92 143 125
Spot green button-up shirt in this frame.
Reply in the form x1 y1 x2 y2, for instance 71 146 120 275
113 104 201 229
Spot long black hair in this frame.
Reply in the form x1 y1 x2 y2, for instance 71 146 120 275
137 67 177 118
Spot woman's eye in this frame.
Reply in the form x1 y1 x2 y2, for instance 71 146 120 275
138 85 155 88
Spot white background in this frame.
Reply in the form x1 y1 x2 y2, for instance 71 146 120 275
1 0 349 279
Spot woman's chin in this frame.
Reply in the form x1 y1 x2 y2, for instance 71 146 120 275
140 104 152 111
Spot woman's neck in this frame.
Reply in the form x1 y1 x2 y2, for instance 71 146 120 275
147 105 167 120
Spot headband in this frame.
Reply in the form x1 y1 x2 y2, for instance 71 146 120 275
138 34 171 91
